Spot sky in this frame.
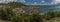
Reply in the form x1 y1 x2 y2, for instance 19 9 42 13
0 0 60 5
18 0 53 5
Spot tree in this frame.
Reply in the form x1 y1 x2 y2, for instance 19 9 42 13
55 11 60 17
42 12 57 20
30 13 42 22
7 2 26 8
43 13 51 20
10 14 22 22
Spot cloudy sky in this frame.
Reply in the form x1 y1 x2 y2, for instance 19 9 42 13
0 0 60 5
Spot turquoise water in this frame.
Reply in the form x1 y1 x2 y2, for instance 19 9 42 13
40 6 60 13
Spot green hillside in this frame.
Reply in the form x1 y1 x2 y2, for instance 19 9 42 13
0 2 60 22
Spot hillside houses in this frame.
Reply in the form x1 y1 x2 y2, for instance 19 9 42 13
12 8 25 14
12 6 39 15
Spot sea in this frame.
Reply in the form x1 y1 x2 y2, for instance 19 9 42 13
40 5 60 13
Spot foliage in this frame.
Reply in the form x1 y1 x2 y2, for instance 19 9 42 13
10 15 22 22
30 14 42 22
43 13 51 20
7 2 26 8
55 11 60 17
0 2 26 20
0 2 60 22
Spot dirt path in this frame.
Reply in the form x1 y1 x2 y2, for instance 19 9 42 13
55 17 60 22
0 20 11 22
43 18 56 22
44 17 60 22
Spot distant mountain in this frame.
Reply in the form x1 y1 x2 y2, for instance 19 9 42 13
55 3 60 6
26 5 56 7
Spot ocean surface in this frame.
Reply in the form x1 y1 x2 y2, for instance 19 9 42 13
40 6 60 13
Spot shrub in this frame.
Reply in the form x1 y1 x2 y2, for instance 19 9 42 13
30 14 42 22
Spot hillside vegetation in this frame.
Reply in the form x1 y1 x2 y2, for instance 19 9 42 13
0 2 60 22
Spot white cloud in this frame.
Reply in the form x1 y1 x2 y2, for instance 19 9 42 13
41 0 45 3
0 0 16 3
51 0 60 4
0 1 3 3
20 0 26 2
34 2 37 4
55 0 60 3
0 0 26 3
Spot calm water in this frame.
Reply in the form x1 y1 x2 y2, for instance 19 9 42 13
40 6 60 13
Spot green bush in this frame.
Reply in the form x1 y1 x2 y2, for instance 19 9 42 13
55 11 60 17
42 13 51 20
10 15 22 22
30 14 42 22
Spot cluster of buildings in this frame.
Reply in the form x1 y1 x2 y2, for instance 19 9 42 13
12 6 40 15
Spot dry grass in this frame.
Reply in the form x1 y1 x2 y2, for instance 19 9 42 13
55 17 60 22
43 17 60 22
0 19 10 22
